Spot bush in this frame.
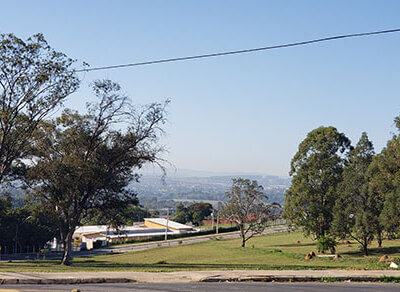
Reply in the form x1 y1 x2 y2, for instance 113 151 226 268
93 240 103 249
316 236 336 254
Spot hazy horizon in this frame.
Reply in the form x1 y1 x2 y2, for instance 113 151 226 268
139 165 291 179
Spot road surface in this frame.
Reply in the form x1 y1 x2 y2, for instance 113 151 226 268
0 282 399 291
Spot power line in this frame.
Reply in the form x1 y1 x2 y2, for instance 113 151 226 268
75 28 400 73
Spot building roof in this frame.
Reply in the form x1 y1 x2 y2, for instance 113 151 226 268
144 218 193 230
75 224 143 234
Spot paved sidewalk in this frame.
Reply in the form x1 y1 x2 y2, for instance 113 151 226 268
1 270 400 284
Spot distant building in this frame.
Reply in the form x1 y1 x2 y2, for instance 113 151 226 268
144 218 194 232
73 219 195 250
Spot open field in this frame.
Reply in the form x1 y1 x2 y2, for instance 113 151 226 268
1 231 399 273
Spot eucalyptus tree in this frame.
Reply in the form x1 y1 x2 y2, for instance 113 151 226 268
26 80 168 265
283 126 351 239
368 116 400 240
331 132 377 255
0 33 79 182
221 178 270 247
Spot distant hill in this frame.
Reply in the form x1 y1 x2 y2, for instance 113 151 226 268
130 173 291 210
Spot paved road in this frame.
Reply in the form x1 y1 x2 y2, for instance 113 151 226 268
0 225 288 261
0 282 399 291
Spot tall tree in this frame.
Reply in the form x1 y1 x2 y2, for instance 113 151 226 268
221 178 270 247
368 115 400 240
26 80 168 265
283 126 351 239
331 132 377 255
0 33 79 182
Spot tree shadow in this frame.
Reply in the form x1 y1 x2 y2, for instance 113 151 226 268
271 243 315 248
341 245 400 257
66 260 347 271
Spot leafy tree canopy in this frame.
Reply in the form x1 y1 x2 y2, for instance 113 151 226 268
331 132 378 255
0 33 79 182
283 126 351 239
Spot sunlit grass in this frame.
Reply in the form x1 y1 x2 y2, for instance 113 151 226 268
0 231 398 272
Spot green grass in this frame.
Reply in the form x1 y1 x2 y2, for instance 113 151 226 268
1 231 399 273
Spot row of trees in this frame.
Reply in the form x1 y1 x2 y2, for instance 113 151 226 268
0 195 58 254
171 202 213 226
0 33 167 265
284 121 400 255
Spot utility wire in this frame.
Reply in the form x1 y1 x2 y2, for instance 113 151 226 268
75 28 400 73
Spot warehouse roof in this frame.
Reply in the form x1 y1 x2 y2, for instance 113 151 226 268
144 218 194 230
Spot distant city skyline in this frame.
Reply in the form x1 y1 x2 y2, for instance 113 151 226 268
2 1 400 176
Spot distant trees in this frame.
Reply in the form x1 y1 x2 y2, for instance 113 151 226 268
171 202 213 226
25 80 168 265
283 126 351 239
221 178 270 247
0 195 58 254
188 202 213 226
171 203 190 224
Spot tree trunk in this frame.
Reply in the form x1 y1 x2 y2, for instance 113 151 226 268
61 229 74 265
363 237 369 256
239 224 246 248
241 237 246 248
377 231 383 248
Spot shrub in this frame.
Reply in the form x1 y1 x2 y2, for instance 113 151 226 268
316 236 336 254
93 240 103 249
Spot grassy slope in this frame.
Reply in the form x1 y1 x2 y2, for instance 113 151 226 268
1 231 399 272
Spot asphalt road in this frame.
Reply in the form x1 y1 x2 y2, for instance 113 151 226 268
0 282 399 291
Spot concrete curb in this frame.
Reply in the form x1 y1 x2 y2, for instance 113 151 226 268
1 269 400 284
0 278 134 285
200 276 400 283
1 276 399 284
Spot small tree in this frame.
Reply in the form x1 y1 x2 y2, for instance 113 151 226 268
316 236 337 254
221 178 270 247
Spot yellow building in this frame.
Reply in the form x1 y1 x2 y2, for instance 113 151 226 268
144 218 193 233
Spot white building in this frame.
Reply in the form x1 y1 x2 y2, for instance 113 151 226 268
73 219 195 250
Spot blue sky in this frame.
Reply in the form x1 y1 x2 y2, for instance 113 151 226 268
2 1 400 176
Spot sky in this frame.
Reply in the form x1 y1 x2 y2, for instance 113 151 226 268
1 1 400 177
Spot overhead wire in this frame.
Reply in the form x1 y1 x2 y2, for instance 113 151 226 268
74 28 400 73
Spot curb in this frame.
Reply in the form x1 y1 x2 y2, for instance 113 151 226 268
200 276 400 283
0 278 134 285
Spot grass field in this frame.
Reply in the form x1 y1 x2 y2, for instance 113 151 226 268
1 231 399 272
